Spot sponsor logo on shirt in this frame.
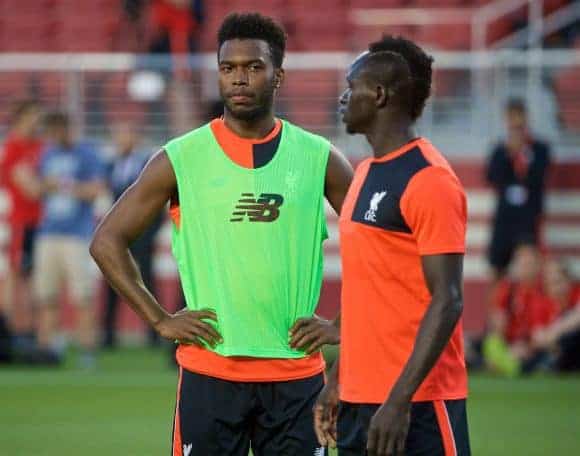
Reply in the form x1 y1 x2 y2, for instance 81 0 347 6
364 191 387 223
230 193 284 222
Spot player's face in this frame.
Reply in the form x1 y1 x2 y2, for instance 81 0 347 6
218 39 281 122
339 65 377 135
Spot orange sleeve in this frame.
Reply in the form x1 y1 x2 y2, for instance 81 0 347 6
400 166 467 256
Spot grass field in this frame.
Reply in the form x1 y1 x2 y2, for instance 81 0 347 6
1 347 579 455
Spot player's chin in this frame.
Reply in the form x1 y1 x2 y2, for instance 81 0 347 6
344 121 359 135
227 104 263 121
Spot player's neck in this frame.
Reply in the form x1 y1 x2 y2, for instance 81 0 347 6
223 111 277 140
366 117 416 159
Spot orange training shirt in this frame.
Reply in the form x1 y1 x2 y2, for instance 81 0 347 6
338 138 468 404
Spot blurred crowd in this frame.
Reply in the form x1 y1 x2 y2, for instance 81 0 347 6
1 96 579 376
470 98 580 376
471 242 580 376
0 100 164 368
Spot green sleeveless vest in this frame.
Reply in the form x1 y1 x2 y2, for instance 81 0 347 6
164 120 330 358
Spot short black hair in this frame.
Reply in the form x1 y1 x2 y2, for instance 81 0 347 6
44 111 69 128
368 35 434 119
217 13 287 68
506 97 526 114
355 51 413 112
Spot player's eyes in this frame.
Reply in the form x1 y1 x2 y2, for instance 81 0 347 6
248 64 262 72
220 66 233 73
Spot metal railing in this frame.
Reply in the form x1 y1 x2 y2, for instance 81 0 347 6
0 50 579 159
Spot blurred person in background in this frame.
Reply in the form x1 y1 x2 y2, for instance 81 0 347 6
532 259 580 371
126 0 206 138
486 98 551 281
0 100 43 359
34 112 105 368
147 0 204 57
484 240 552 375
102 122 163 349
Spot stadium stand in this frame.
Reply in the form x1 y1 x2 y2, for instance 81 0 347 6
0 0 579 340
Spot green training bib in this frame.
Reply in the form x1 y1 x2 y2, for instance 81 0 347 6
164 120 330 357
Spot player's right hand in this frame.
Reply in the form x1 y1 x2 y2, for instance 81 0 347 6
154 309 222 347
313 380 339 448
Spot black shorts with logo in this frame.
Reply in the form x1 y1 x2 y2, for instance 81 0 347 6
337 399 470 456
171 368 326 456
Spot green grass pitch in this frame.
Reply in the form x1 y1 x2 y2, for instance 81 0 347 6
1 347 579 455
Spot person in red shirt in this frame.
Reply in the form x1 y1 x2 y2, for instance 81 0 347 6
0 100 43 331
487 241 552 373
532 259 580 371
148 0 204 56
313 36 470 455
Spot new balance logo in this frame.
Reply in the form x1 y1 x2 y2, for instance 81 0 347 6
183 443 192 456
364 191 387 222
230 193 284 222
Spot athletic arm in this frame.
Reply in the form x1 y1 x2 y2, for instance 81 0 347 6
313 354 340 448
367 166 467 456
289 146 351 350
90 149 221 345
389 254 464 401
366 254 464 456
324 144 354 214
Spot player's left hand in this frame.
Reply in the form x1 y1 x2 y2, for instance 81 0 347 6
366 396 411 456
289 315 340 353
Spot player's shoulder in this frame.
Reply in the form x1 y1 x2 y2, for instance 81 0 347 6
414 139 461 180
399 140 465 201
280 118 330 148
165 122 213 148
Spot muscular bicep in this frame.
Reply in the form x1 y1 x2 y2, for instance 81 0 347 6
324 145 353 215
421 254 464 301
96 149 176 243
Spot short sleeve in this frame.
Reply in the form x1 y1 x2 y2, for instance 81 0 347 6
400 166 467 256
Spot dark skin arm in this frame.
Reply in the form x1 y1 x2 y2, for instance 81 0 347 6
289 145 353 352
89 150 222 346
366 253 464 456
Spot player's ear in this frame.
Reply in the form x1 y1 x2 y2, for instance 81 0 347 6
376 84 388 108
274 68 285 89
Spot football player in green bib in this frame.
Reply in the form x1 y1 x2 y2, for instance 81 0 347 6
90 12 352 456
